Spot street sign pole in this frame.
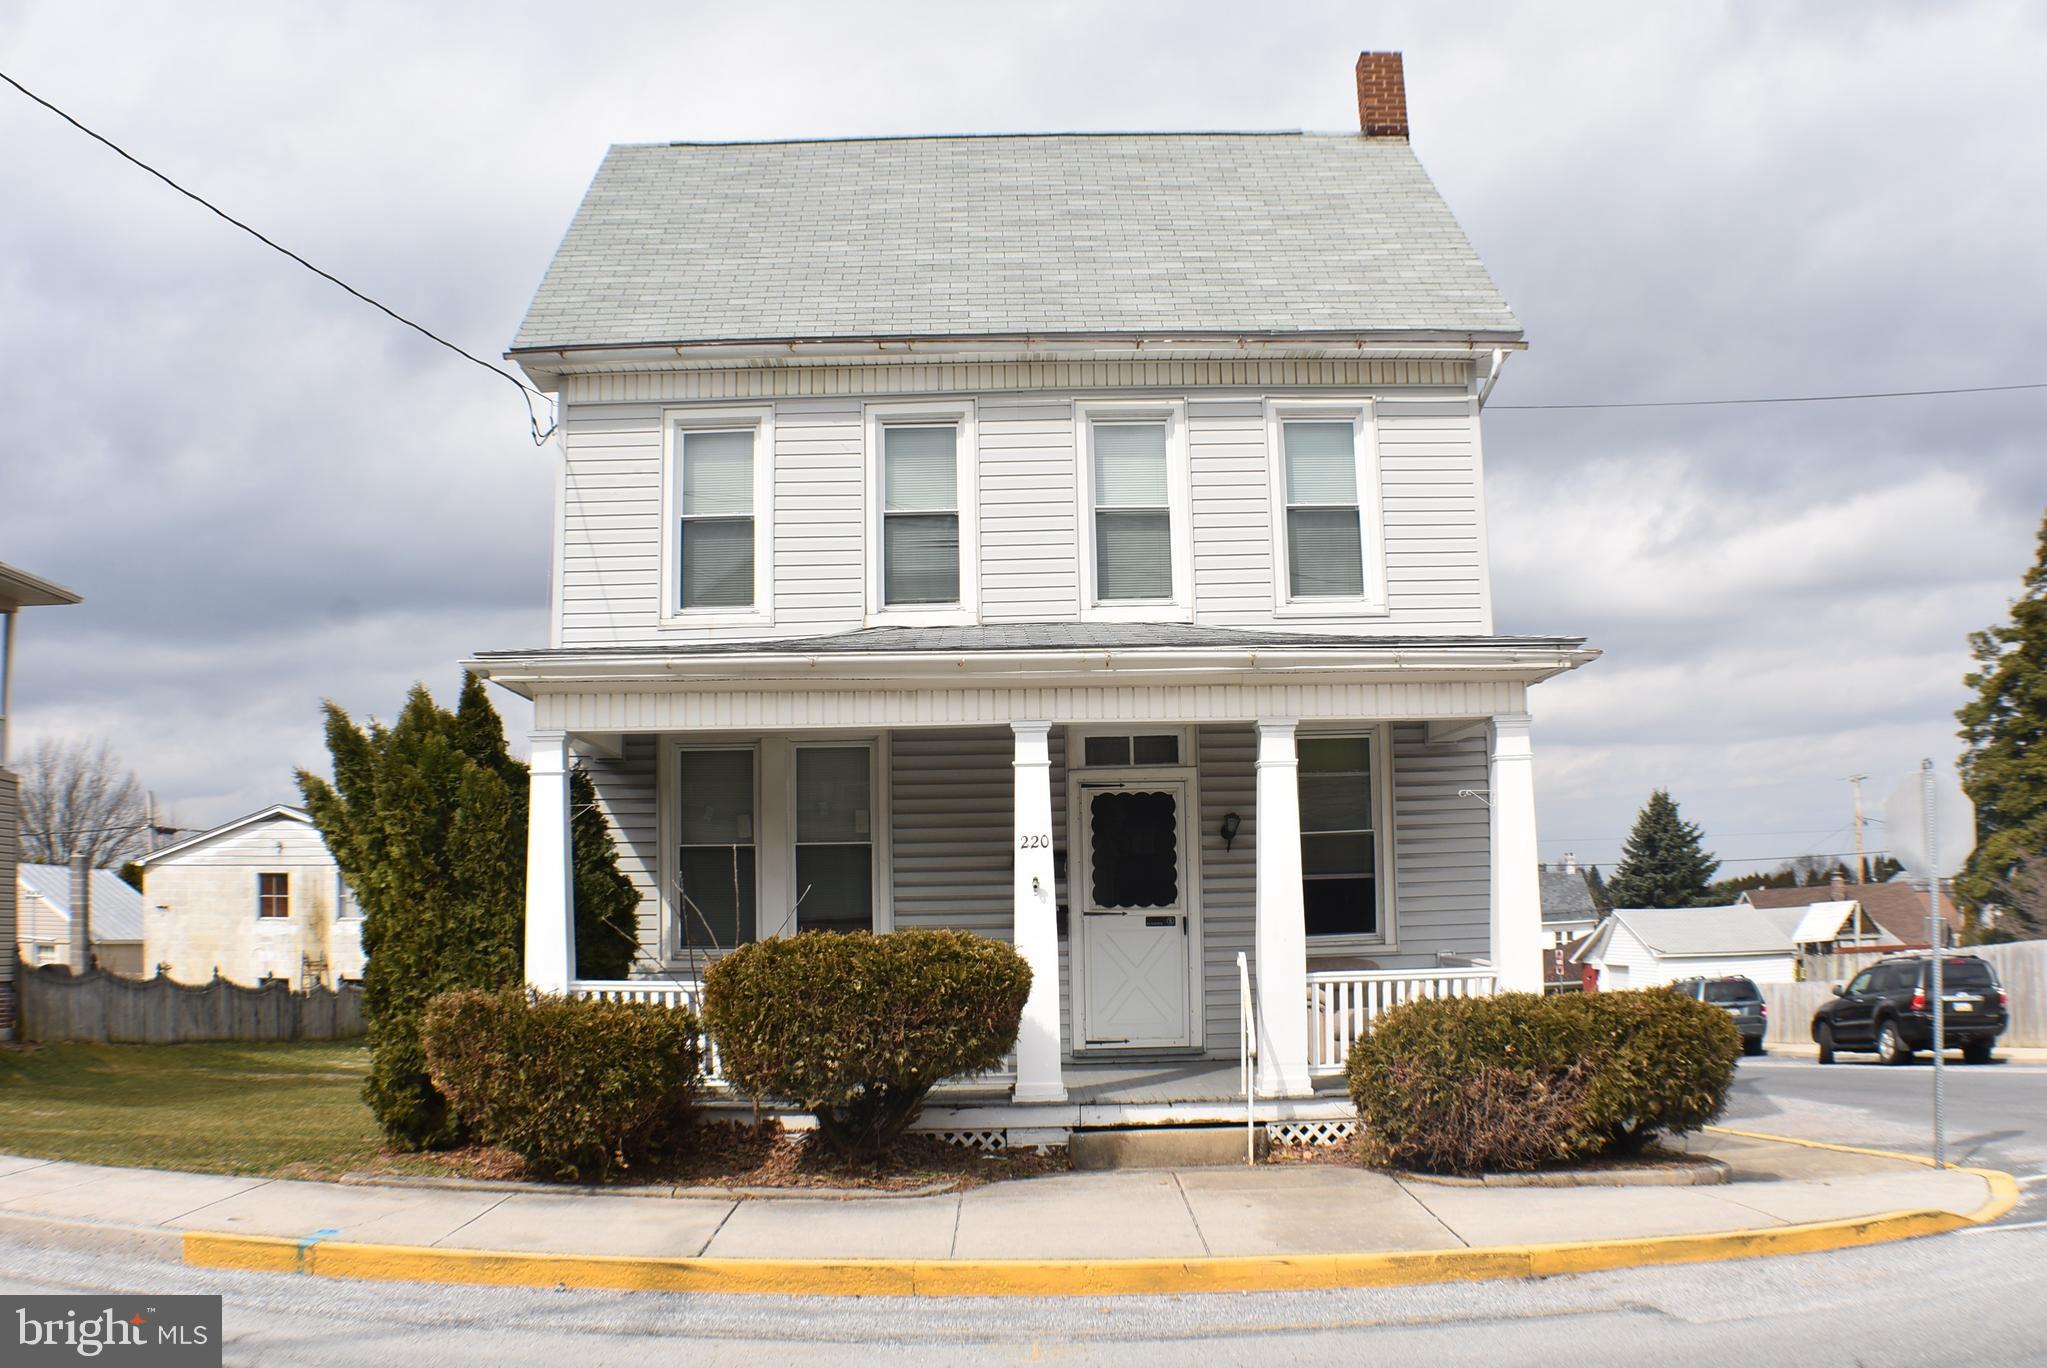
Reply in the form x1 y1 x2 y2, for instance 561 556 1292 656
1921 759 1945 1169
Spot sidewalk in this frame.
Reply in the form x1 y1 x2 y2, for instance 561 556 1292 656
0 1130 2012 1296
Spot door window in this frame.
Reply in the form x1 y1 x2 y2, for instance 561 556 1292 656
676 749 756 950
793 746 874 934
1088 790 1179 908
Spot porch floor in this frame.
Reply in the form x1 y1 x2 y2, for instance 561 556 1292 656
929 1059 1352 1106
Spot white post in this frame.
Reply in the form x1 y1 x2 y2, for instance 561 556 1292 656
1254 719 1312 1096
524 730 575 994
1489 713 1545 992
1010 721 1066 1104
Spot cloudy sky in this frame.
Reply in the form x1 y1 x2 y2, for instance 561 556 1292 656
3 1 2043 878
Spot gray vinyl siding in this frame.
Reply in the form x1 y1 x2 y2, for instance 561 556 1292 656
554 383 1491 647
1196 725 1257 1055
978 399 1079 622
580 737 661 965
1384 722 1492 965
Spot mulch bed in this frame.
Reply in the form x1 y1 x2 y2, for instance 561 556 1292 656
337 1118 1068 1193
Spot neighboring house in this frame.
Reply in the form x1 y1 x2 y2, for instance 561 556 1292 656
467 52 1597 1127
1741 876 1959 948
15 863 145 975
1540 856 1600 988
136 805 364 988
1570 901 1906 990
0 559 83 1039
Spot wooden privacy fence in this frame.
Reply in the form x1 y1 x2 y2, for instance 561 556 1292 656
1763 939 2047 1048
19 967 364 1044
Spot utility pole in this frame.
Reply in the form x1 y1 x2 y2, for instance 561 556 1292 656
1846 774 1868 883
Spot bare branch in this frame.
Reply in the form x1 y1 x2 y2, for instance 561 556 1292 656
16 737 151 867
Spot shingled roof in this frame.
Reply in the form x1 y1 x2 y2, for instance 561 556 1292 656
512 133 1521 352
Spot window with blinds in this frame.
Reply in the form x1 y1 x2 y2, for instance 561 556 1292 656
882 425 960 605
793 746 873 935
1281 420 1366 599
1091 421 1173 601
1297 735 1379 939
676 748 756 950
677 429 755 610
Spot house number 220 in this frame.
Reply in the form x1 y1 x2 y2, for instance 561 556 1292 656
1018 834 1050 849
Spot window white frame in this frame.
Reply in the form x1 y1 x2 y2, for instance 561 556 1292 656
786 738 890 938
864 399 979 626
1063 726 1193 771
1297 724 1398 951
1264 398 1389 616
659 405 775 629
1075 399 1193 621
659 740 763 958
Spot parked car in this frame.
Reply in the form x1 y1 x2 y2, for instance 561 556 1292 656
1811 954 2007 1065
1672 975 1767 1056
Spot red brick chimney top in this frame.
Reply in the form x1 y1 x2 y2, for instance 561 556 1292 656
1355 52 1409 139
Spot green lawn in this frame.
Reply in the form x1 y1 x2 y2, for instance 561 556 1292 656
0 1040 389 1176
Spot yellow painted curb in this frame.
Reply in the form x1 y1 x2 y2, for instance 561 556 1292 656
1702 1125 2022 1225
178 1129 2020 1298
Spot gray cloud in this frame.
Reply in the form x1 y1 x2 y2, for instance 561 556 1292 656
1 0 2042 877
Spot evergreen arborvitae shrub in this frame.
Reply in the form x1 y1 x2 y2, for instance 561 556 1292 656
421 989 704 1180
1958 510 2047 938
703 930 1031 1159
1345 989 1739 1175
297 674 647 1149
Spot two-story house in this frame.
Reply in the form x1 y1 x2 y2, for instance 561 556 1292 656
469 53 1595 1140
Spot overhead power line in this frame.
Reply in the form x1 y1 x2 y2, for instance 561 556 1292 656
1492 381 2047 412
0 67 556 445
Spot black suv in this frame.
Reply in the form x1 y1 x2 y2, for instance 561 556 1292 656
1672 975 1767 1055
1811 954 2007 1065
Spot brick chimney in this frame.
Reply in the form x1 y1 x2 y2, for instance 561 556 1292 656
1355 52 1408 139
1830 873 1847 899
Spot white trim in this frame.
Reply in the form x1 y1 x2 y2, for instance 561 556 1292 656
863 398 980 626
1465 377 1498 635
1065 763 1206 1054
1295 723 1398 953
1263 397 1390 617
1073 399 1193 622
658 405 776 631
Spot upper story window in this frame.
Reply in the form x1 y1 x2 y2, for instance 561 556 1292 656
1265 400 1388 615
257 872 290 919
661 406 774 627
1077 401 1191 620
865 400 978 625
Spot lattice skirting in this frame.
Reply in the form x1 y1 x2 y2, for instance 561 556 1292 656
1266 1118 1358 1147
928 1129 1009 1152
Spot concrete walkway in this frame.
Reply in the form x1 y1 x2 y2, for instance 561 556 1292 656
0 1131 1998 1265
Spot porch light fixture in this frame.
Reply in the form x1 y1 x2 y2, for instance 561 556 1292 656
1220 811 1242 851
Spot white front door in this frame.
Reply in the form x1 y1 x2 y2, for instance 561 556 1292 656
1075 780 1198 1049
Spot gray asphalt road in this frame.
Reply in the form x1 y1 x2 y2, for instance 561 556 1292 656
1725 1052 2047 1182
2 1060 2043 1364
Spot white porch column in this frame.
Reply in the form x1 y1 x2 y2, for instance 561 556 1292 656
524 730 575 994
1254 719 1312 1096
1489 713 1545 992
1009 721 1066 1104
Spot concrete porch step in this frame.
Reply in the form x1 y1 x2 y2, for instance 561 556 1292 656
1069 1124 1269 1170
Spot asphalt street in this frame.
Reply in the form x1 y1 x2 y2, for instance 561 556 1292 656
1 1058 2041 1365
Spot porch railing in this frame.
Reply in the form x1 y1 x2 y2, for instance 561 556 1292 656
1305 968 1499 1075
568 979 723 1084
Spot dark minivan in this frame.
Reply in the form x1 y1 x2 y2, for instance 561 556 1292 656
1672 975 1767 1055
1811 954 2007 1065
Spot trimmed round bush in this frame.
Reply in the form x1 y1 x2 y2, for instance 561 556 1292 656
703 930 1031 1159
1345 988 1740 1175
421 989 704 1180
1559 988 1741 1151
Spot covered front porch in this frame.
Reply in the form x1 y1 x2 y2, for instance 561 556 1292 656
472 627 1589 1118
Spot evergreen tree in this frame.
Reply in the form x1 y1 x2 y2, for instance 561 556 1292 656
1603 789 1720 909
1583 864 1610 913
1958 509 2047 938
298 674 640 1147
1868 853 1904 883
